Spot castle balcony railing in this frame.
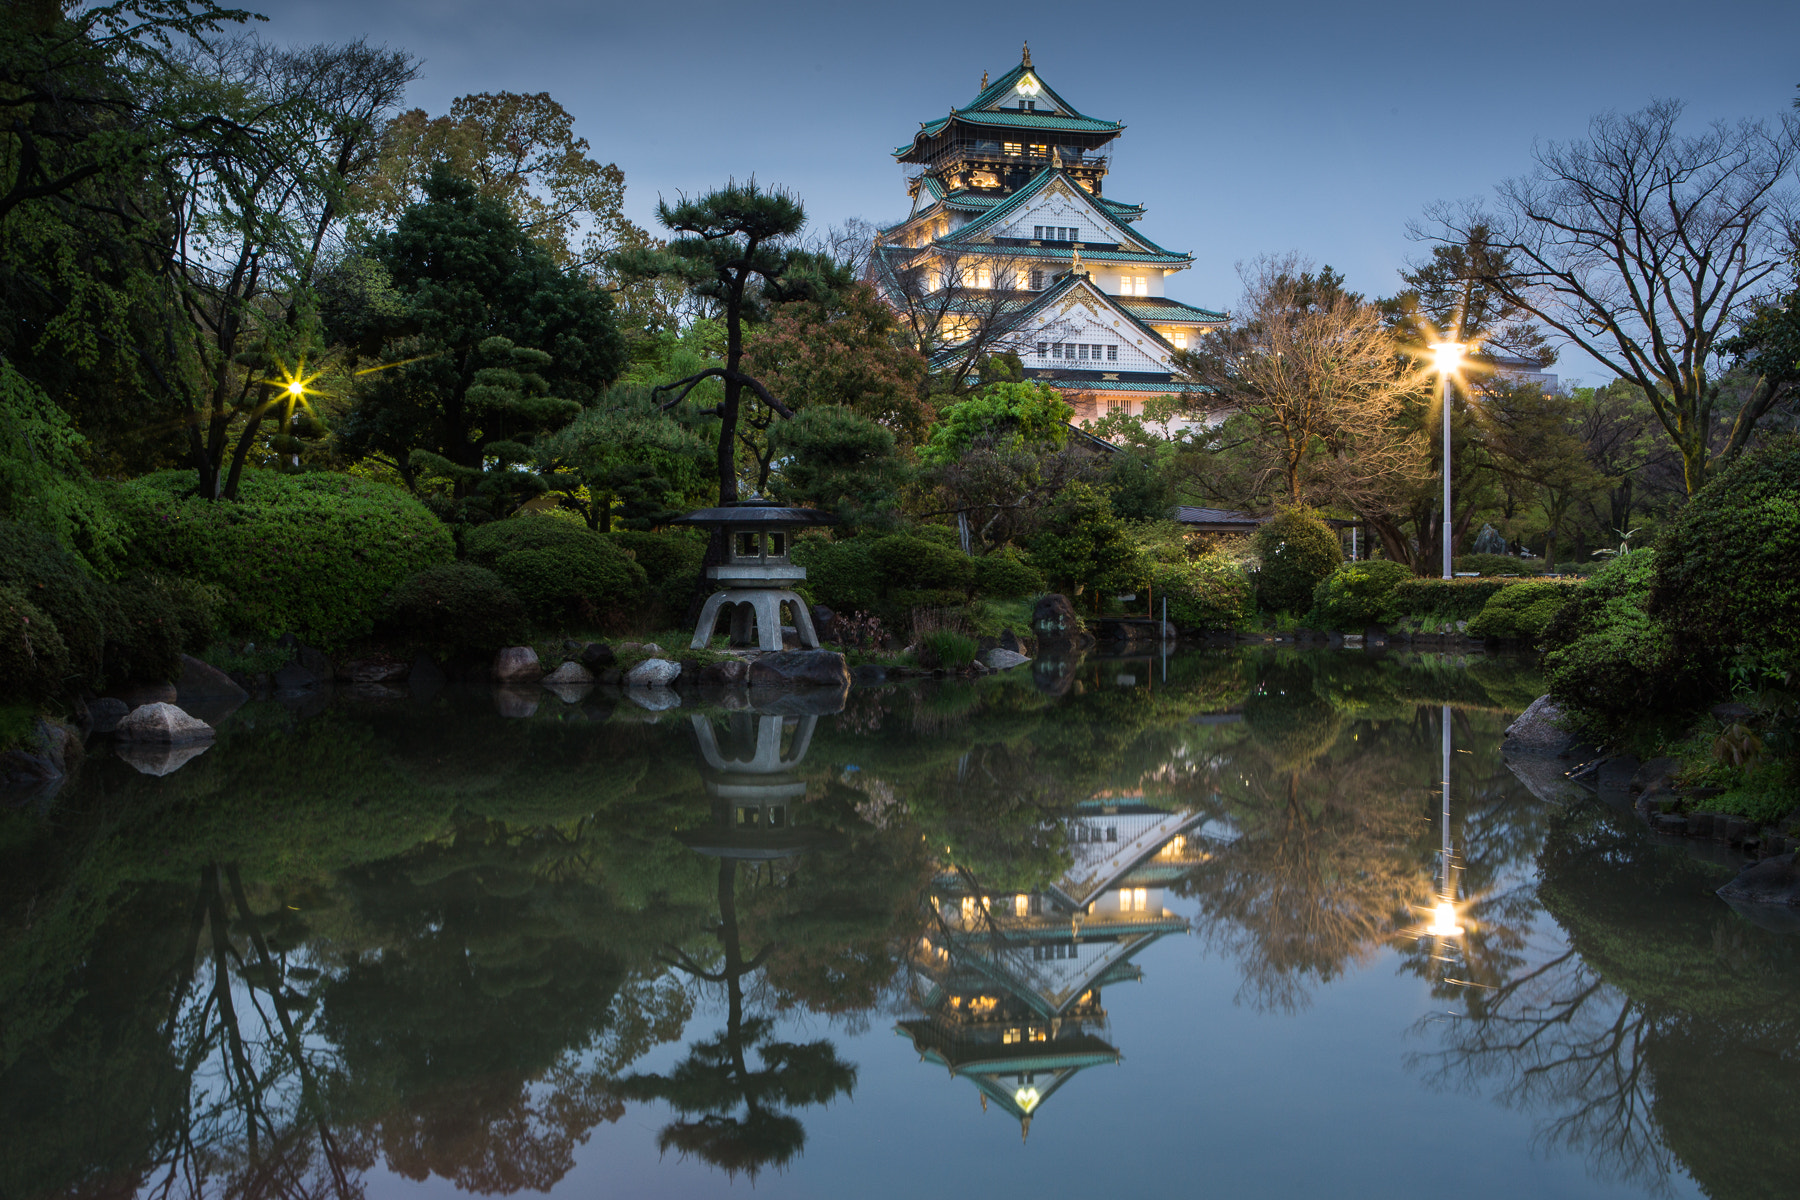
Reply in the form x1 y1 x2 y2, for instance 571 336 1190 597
904 143 1109 181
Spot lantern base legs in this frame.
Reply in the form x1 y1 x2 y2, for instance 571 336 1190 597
691 589 819 654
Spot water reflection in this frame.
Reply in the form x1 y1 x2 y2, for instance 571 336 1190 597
2 649 1796 1200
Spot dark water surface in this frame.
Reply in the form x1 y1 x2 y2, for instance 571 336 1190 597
5 649 1797 1200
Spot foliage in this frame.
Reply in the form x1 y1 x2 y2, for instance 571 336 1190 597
99 576 186 685
1027 481 1142 599
337 166 626 518
1103 449 1175 522
868 533 973 617
1251 508 1342 613
918 630 977 670
1388 576 1514 622
1454 553 1540 576
604 529 707 620
790 534 883 618
110 470 454 648
0 520 110 686
1466 579 1580 643
1310 559 1413 629
381 563 527 653
1651 434 1800 680
0 584 70 704
766 406 908 533
1542 552 1692 738
970 550 1045 599
538 386 712 529
917 381 1071 465
461 516 646 626
1150 554 1254 631
0 360 127 573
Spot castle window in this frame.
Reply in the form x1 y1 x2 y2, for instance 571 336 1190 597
1030 270 1044 289
1173 330 1188 349
1030 144 1047 157
1107 345 1118 361
1033 225 1043 240
1036 341 1047 356
1078 344 1089 360
1004 141 1022 156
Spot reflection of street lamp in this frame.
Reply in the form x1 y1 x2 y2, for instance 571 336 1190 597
1429 702 1464 939
1430 341 1465 580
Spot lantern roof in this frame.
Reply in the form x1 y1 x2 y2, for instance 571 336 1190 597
673 495 837 528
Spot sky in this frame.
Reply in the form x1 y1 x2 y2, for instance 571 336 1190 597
252 0 1800 388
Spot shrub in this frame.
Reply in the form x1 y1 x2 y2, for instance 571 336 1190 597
0 520 109 684
102 575 186 684
383 563 527 652
870 533 974 616
1251 508 1342 613
919 630 978 670
464 516 647 626
792 533 883 616
604 529 707 619
1467 579 1581 643
1151 555 1254 631
109 470 454 648
1454 553 1541 577
1389 576 1513 623
971 550 1045 598
1310 560 1414 629
0 584 71 702
1652 434 1800 680
1542 551 1693 737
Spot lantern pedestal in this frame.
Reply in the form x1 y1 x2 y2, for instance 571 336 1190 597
692 585 820 653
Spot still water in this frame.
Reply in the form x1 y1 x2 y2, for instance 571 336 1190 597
4 649 1795 1200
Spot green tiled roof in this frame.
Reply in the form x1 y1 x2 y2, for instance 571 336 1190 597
954 243 1192 266
941 167 1187 261
894 58 1124 158
1120 298 1228 322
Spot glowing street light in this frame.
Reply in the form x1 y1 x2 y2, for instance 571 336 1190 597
1430 341 1465 580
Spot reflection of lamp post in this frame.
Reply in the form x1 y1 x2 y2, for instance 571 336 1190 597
1426 702 1464 939
1430 341 1465 580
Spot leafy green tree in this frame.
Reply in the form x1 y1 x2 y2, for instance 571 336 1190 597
1251 507 1342 613
613 180 846 503
917 380 1070 465
337 166 625 520
767 406 907 532
1028 480 1142 600
538 386 712 529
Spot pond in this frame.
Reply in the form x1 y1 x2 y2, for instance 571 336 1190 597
3 648 1796 1200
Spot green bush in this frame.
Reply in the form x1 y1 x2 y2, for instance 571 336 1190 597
791 533 883 616
0 520 109 684
1389 576 1512 623
0 584 71 703
1542 551 1692 736
870 533 974 617
1151 555 1254 631
383 563 527 652
110 470 453 649
1653 434 1800 680
463 516 646 626
1454 553 1541 577
919 629 977 670
604 529 707 618
1251 508 1342 613
1467 579 1580 643
102 575 186 684
1310 560 1413 629
971 550 1045 598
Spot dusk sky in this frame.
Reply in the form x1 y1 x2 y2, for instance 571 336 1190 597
257 0 1799 387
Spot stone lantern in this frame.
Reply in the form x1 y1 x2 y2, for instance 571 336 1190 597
675 497 836 652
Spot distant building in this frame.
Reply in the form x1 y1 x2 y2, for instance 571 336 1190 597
875 45 1225 428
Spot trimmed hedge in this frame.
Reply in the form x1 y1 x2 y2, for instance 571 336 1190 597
1150 555 1254 631
1389 577 1513 623
1252 509 1342 613
971 550 1045 599
1310 560 1413 629
382 563 527 652
1453 553 1543 577
463 516 647 626
111 471 453 649
1466 579 1580 643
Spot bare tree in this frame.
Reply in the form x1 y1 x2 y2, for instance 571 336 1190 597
870 242 1068 391
1424 100 1800 494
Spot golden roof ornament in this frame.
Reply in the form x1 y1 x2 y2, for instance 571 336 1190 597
1022 41 1032 68
980 71 989 90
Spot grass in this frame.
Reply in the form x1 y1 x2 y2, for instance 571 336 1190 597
0 703 38 753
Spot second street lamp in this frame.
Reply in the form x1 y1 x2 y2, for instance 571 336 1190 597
1430 341 1466 580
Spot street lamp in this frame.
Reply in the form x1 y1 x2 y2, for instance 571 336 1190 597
1430 341 1465 580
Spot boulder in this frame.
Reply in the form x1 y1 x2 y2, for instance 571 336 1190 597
642 642 664 656
542 660 596 686
810 604 837 642
493 646 543 683
177 654 250 704
1502 695 1572 756
86 697 130 734
114 702 215 745
115 740 212 776
1032 594 1081 641
747 650 851 690
1631 756 1682 794
698 658 749 687
336 655 409 684
626 657 682 688
983 648 1032 671
1717 853 1800 907
273 661 322 692
578 642 617 669
1000 628 1023 654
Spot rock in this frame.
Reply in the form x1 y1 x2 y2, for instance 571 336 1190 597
596 667 624 685
336 655 408 684
626 686 681 711
1503 695 1572 755
1631 756 1681 794
1 750 62 786
698 659 748 686
542 661 595 686
493 687 540 718
493 646 543 683
1000 628 1023 654
1032 594 1082 643
1654 814 1689 835
810 604 837 642
850 663 887 686
642 643 664 656
748 686 848 716
273 661 321 692
982 648 1032 671
578 642 616 669
747 650 851 690
114 702 215 745
86 697 129 733
626 658 682 688
1717 852 1800 907
115 740 212 776
615 642 644 656
177 654 250 703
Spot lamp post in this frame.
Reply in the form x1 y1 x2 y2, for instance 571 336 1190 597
1430 341 1465 580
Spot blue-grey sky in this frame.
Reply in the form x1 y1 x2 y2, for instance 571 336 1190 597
258 0 1798 386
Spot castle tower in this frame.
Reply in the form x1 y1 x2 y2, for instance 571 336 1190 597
876 48 1227 427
